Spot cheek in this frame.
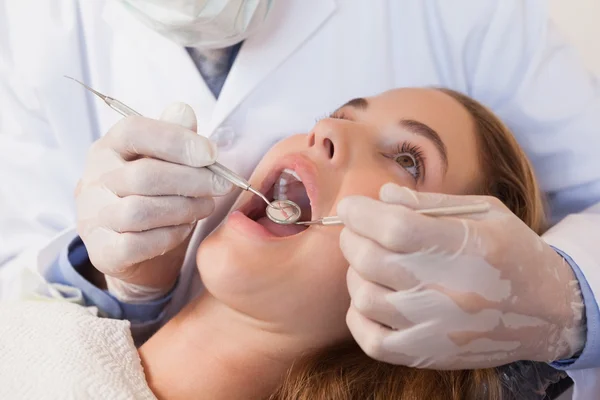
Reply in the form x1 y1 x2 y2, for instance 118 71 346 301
291 232 352 340
196 226 352 340
196 230 293 300
335 165 412 204
303 230 350 302
198 228 349 300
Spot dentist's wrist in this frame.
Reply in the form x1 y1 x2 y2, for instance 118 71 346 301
105 276 175 304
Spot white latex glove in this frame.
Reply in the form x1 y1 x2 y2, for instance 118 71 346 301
75 102 233 302
337 183 586 370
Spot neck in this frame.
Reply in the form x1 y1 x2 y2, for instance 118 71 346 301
138 294 301 400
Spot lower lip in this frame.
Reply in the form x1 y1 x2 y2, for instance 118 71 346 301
226 211 277 240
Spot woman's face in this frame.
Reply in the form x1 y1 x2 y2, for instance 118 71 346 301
197 88 482 348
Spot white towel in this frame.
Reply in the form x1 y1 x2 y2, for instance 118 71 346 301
0 300 156 400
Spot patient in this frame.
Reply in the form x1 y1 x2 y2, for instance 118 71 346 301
138 88 546 399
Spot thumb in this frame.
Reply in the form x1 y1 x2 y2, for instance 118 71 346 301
379 183 486 210
160 102 198 132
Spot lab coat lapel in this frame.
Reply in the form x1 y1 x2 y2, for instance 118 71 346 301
101 2 216 128
208 0 336 133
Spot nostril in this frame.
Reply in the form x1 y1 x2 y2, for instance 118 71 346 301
308 133 316 147
324 138 334 159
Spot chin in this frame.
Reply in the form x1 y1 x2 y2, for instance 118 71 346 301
195 151 347 323
196 220 308 299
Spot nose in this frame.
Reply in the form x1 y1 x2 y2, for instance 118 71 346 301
307 119 347 166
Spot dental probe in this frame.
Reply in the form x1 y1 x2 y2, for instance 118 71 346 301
65 76 273 207
295 202 491 226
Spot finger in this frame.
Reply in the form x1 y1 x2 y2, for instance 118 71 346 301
348 304 434 368
379 183 498 221
104 115 217 167
380 183 484 208
83 224 196 275
339 228 419 291
346 305 396 363
337 196 466 254
160 102 198 132
104 157 233 197
347 268 413 330
81 141 127 183
74 179 83 197
99 195 215 233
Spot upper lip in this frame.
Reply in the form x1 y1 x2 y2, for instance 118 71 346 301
238 153 320 222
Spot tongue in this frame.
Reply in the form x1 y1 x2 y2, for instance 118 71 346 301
256 216 307 237
285 181 312 220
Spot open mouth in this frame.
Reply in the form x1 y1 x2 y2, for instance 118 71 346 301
239 165 315 238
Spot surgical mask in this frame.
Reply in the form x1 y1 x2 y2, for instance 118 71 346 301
119 0 272 49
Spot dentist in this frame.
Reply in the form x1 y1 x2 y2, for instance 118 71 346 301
1 0 599 397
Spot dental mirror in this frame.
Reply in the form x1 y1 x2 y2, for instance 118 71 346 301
266 199 303 224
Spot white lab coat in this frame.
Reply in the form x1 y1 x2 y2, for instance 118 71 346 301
1 0 600 397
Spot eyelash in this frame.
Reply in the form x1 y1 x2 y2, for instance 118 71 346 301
314 110 347 123
385 142 425 182
318 111 426 182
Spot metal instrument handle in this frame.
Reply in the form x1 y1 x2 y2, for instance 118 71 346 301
295 216 343 226
205 162 251 191
295 202 491 226
416 203 490 216
108 98 143 118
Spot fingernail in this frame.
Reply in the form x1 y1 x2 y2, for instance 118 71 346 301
380 183 419 205
178 105 198 131
213 174 234 195
160 102 187 123
336 197 351 217
379 183 393 199
208 140 218 161
190 138 218 166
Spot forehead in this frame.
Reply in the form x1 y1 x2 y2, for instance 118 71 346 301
362 88 473 128
352 89 477 152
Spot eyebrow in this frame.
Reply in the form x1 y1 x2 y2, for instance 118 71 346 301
399 119 449 172
338 99 449 173
340 97 369 110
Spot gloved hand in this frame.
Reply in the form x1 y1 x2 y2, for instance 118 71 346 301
337 183 586 369
75 103 233 303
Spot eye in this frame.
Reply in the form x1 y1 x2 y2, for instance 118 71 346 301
386 142 425 182
395 153 418 177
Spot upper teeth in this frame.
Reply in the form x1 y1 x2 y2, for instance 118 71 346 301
274 168 302 200
282 168 302 182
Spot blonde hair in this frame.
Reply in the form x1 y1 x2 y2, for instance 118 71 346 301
438 88 546 233
270 88 546 399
